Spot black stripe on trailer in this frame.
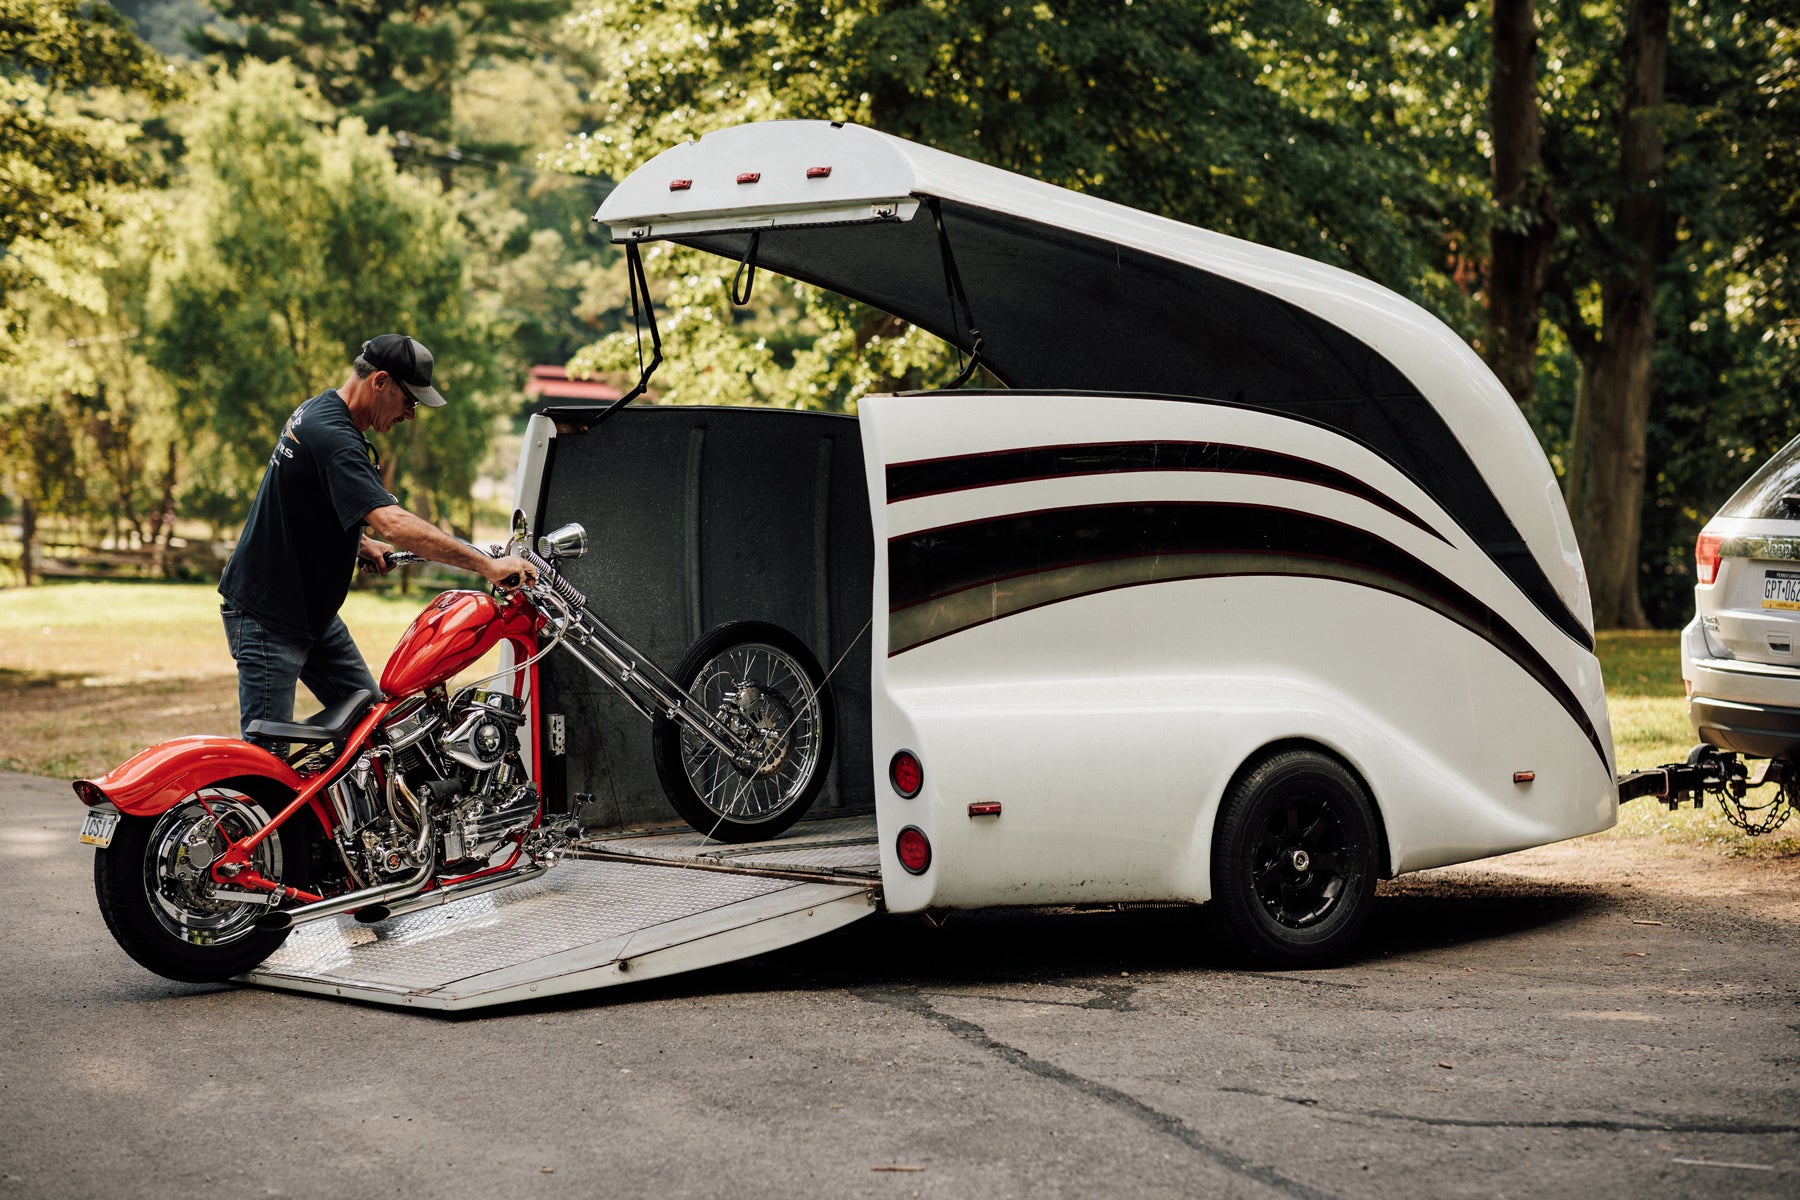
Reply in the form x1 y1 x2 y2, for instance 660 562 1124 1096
886 500 1607 769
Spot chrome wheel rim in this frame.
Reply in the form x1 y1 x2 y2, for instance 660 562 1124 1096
141 790 281 946
679 643 822 825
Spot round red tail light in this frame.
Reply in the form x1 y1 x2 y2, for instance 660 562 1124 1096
896 826 932 874
889 750 923 798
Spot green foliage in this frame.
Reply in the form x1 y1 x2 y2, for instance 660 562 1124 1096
1516 0 1800 625
191 0 582 144
148 61 502 523
0 0 177 358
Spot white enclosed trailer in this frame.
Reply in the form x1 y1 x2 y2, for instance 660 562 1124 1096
245 121 1616 1008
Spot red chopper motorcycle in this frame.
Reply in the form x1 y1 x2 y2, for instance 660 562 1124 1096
73 518 835 983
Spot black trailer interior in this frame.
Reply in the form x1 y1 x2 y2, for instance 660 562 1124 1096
529 405 875 832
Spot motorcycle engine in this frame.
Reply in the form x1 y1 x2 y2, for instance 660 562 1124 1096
327 691 539 886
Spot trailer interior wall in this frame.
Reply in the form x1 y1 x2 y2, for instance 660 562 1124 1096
528 406 875 831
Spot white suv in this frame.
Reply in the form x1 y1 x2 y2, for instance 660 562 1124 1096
1683 434 1800 760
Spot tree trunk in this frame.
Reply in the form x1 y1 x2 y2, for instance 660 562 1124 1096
1485 0 1558 410
1566 0 1669 630
150 441 178 577
19 496 35 587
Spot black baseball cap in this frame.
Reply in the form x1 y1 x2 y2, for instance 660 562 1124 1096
361 334 446 408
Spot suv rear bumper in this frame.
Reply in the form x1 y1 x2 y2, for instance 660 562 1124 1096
1688 695 1800 759
1677 626 1800 755
1682 619 1800 758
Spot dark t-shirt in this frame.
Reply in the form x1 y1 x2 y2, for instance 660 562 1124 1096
219 390 396 637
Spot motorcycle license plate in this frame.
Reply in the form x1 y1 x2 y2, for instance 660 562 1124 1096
78 810 119 848
1765 569 1800 610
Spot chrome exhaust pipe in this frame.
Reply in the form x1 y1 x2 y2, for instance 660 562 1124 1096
258 783 436 931
353 860 549 924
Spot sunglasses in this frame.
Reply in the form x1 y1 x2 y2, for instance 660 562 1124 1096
389 375 418 411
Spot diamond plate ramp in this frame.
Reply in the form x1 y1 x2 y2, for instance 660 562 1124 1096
240 858 878 1011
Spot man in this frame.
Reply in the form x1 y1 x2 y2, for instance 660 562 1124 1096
218 333 536 748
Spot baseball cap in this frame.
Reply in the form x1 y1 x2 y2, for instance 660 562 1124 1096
361 334 446 408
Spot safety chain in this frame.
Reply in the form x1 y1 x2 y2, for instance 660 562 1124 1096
1714 775 1799 836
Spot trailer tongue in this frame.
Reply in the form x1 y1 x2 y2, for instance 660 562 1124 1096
241 817 881 1011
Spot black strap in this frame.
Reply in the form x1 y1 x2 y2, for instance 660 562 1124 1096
928 198 985 389
730 232 761 306
589 242 663 428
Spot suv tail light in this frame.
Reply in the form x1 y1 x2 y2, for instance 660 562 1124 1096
1696 531 1723 585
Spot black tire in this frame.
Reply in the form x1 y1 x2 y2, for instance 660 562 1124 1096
653 621 835 843
93 782 310 983
1211 749 1379 967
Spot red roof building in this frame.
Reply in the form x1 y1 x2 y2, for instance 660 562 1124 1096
524 365 623 404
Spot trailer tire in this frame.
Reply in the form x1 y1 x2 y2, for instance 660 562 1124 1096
653 621 835 843
1211 749 1378 967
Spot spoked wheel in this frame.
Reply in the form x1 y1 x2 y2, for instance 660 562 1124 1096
93 783 307 982
653 621 835 843
1211 750 1379 966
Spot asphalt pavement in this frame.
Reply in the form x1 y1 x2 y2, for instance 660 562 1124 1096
2 770 1795 1199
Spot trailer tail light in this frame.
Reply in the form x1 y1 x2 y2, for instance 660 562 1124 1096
737 172 761 184
890 750 923 798
896 826 931 874
806 166 832 179
668 179 692 191
1696 531 1723 585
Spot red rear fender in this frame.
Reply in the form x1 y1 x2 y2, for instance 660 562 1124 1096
74 736 305 817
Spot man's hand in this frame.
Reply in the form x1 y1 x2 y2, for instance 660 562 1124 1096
358 535 396 575
364 505 537 588
481 554 538 590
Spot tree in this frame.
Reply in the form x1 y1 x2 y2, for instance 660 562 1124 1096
1509 0 1800 627
1561 0 1668 630
1485 0 1557 411
190 0 582 147
150 61 503 525
0 0 176 358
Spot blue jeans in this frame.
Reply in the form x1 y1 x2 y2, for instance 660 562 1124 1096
221 605 380 752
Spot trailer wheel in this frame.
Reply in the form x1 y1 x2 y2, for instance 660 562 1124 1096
653 621 835 843
1211 749 1378 967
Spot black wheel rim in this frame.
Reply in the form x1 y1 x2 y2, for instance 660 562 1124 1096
1250 790 1356 929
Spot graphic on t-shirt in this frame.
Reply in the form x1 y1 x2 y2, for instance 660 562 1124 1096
273 405 304 464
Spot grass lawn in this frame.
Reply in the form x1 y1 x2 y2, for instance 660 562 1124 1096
1 580 1793 856
0 580 504 780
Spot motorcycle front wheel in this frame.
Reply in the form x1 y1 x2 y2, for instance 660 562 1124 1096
652 621 835 843
93 783 309 983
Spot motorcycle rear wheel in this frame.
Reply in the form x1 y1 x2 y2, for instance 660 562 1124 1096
653 621 835 843
93 783 308 983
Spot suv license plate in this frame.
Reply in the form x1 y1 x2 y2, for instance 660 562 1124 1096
79 810 119 848
1764 569 1800 610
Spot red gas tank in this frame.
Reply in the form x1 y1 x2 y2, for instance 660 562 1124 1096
379 590 539 697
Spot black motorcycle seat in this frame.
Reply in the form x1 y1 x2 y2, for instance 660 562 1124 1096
244 688 377 748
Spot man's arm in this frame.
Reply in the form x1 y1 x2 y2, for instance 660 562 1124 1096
363 505 537 587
